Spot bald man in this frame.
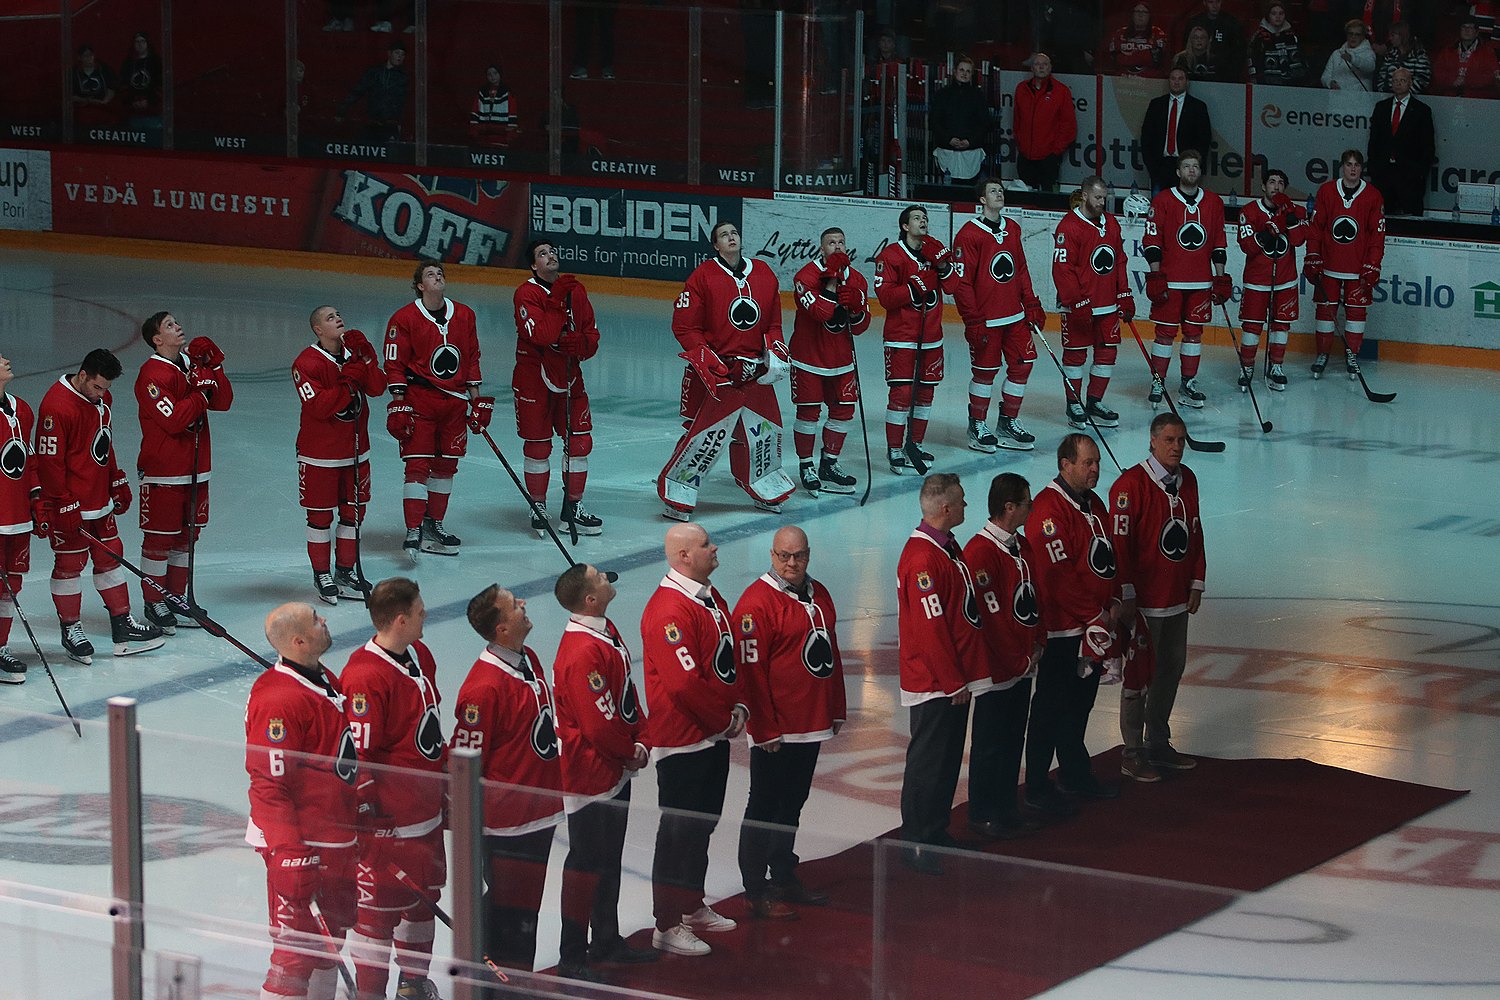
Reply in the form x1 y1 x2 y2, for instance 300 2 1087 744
246 603 359 1000
640 523 747 957
733 526 844 919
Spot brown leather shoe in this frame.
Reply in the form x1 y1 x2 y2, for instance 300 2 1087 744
1121 750 1163 783
747 896 798 920
1148 744 1198 770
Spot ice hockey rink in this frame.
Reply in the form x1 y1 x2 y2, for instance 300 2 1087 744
1 236 1498 999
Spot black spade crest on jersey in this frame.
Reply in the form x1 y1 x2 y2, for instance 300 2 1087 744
0 439 26 481
430 343 461 380
713 633 736 683
962 587 982 629
729 296 761 331
91 426 112 467
620 680 640 725
1090 245 1116 275
335 728 359 785
802 629 835 678
1012 580 1040 627
990 252 1016 283
1159 516 1190 561
825 305 850 333
414 704 444 761
335 391 364 423
1255 231 1290 257
1088 536 1117 579
531 704 560 760
1176 222 1206 251
1332 216 1359 244
916 284 940 309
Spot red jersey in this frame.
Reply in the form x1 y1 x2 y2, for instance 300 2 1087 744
37 376 123 518
339 639 446 835
1027 480 1119 636
1106 25 1167 76
1143 187 1227 288
671 256 784 363
874 239 946 348
293 340 387 466
1052 208 1129 314
962 523 1045 687
384 297 482 400
896 527 986 704
733 572 847 746
245 660 360 851
514 276 601 391
951 215 1040 329
1307 179 1386 280
553 615 645 805
1237 196 1307 290
1108 461 1206 617
135 353 233 484
0 393 39 535
640 569 743 758
450 645 565 837
789 257 871 375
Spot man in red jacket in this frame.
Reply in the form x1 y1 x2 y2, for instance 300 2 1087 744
1013 53 1076 192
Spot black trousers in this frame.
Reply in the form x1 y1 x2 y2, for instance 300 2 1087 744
967 678 1033 822
738 741 821 895
481 826 555 974
1017 153 1062 192
652 740 730 928
899 697 970 845
1025 634 1100 793
559 782 631 965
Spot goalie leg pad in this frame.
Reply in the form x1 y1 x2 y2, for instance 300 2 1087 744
657 385 745 512
729 384 796 505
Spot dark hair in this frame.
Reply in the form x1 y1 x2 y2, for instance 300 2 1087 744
77 44 94 57
975 176 1004 200
819 227 845 241
1176 148 1203 169
140 311 172 349
987 472 1030 518
369 577 421 631
526 239 555 271
467 584 502 640
710 220 738 243
1263 167 1289 186
554 564 593 612
1339 148 1364 167
411 258 443 293
80 348 122 381
309 304 335 329
1056 432 1095 466
1080 175 1108 194
1150 412 1186 435
898 204 927 230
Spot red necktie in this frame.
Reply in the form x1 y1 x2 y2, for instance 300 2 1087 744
1391 100 1402 134
1166 97 1179 155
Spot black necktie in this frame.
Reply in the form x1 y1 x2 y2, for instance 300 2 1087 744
1005 538 1020 557
1163 477 1179 496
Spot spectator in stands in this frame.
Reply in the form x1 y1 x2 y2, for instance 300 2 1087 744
1322 18 1377 91
1375 21 1432 94
335 41 409 143
71 45 116 125
571 0 618 80
1471 2 1500 44
1433 14 1500 98
1172 26 1219 81
1031 0 1097 75
929 56 991 185
1142 67 1211 193
119 31 163 131
1184 0 1245 83
1362 2 1437 56
1248 3 1307 87
1367 67 1435 215
1014 52 1077 192
1104 3 1169 77
470 64 518 146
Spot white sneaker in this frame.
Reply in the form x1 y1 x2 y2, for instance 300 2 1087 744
683 905 737 933
370 19 393 31
652 922 711 956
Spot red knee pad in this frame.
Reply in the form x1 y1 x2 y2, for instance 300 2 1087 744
403 458 433 483
430 457 459 478
522 439 552 461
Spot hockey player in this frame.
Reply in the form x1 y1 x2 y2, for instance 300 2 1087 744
1236 168 1307 391
36 349 163 663
1304 149 1386 380
1052 177 1133 430
513 240 603 537
1141 150 1229 408
874 206 952 474
384 260 488 561
0 352 38 683
657 221 794 519
951 178 1048 452
339 578 447 1000
294 306 387 604
246 602 359 1000
789 227 870 495
135 311 233 633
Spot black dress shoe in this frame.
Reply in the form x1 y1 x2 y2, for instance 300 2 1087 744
970 814 1039 840
900 845 945 876
557 960 607 984
1023 787 1079 818
1060 777 1122 800
772 880 829 906
588 937 661 965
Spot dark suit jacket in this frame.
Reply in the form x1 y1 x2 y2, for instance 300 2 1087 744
1142 93 1211 190
1367 95 1435 214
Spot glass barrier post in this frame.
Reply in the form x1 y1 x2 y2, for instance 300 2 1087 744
449 747 483 1000
852 10 864 183
548 0 563 176
108 696 144 1000
284 0 297 157
688 5 702 186
772 9 784 191
160 0 174 148
414 0 428 165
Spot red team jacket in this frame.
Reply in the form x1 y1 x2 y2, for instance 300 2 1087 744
963 523 1045 687
1237 196 1308 289
1108 461 1206 617
1012 76 1076 162
790 257 871 375
0 394 38 535
671 257 784 365
245 660 360 851
339 639 447 837
733 572 847 746
451 645 565 837
640 570 744 757
293 341 388 465
1144 187 1227 288
896 527 987 703
553 616 644 804
951 215 1042 328
1028 481 1119 637
514 277 601 390
1052 209 1129 314
1307 179 1386 281
37 377 125 519
874 240 947 348
135 353 233 484
384 298 483 399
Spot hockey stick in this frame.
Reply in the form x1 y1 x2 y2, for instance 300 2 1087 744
1125 320 1226 452
0 573 81 736
901 294 931 476
1338 332 1397 403
852 345 874 507
560 292 579 546
1029 323 1123 473
185 419 202 610
310 900 358 996
349 412 372 599
387 864 511 985
476 428 576 568
1218 303 1273 433
79 530 275 669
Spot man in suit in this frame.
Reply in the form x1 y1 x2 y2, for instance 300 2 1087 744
1367 67 1434 216
1141 68 1211 193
